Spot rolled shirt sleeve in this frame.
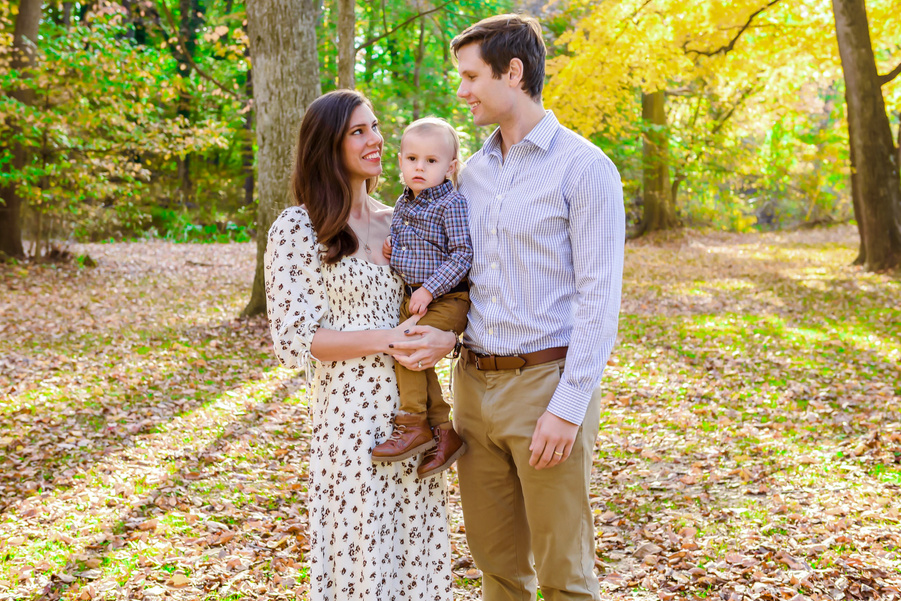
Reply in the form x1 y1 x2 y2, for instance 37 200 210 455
264 207 329 369
546 157 625 424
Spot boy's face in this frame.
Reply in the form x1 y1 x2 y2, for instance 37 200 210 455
456 42 512 127
398 129 456 196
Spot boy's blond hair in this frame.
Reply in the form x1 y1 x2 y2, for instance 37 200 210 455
401 117 464 187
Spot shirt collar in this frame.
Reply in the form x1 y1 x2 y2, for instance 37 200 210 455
482 110 560 159
402 179 454 203
523 110 559 151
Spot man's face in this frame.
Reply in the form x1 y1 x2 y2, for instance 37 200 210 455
456 43 510 127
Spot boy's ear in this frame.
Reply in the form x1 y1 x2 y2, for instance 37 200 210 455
445 158 458 179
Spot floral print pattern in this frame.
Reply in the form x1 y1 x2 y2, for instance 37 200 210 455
265 207 452 601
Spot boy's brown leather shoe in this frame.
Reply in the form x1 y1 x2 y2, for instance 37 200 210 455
418 424 467 478
372 412 436 462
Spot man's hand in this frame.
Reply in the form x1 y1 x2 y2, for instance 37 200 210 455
382 238 392 260
387 315 421 356
529 411 579 470
390 328 456 371
408 287 433 316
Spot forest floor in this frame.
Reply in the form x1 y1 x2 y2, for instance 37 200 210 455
0 225 899 601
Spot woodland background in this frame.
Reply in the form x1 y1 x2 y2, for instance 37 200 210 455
1 0 900 282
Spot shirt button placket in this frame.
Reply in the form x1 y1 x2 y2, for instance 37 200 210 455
486 163 507 344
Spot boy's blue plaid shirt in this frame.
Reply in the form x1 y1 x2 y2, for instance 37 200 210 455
389 180 473 297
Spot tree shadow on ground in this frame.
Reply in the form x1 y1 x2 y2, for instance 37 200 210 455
15 377 312 600
0 316 273 509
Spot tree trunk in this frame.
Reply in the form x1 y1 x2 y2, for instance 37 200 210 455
833 0 901 271
411 16 426 121
672 171 686 208
242 67 255 206
173 0 203 205
242 0 321 317
0 0 42 259
363 2 376 84
847 115 867 265
337 0 355 89
637 90 678 236
896 110 900 177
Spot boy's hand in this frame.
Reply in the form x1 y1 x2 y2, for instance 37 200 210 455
382 238 392 260
408 287 433 316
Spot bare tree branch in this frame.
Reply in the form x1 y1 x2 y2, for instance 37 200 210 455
356 0 459 52
683 0 782 58
154 0 246 100
710 84 757 135
878 60 901 86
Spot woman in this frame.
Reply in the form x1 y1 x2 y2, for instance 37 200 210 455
264 89 453 600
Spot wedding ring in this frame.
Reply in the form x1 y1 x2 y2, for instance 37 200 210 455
554 451 564 456
417 361 422 368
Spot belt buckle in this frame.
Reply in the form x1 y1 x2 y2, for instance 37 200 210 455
470 351 493 371
474 352 493 371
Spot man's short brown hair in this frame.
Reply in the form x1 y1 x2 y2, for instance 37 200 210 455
451 14 546 101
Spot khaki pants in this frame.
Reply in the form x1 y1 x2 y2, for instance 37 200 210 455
395 291 469 427
453 355 602 601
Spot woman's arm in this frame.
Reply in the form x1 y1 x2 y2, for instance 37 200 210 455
310 315 419 362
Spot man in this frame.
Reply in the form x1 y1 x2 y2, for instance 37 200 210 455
394 13 625 601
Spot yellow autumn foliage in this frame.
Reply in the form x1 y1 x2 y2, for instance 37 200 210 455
544 0 899 229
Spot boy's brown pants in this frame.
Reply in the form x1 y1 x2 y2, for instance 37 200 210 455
395 290 470 427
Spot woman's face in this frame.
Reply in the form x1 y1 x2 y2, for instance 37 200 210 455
342 103 383 187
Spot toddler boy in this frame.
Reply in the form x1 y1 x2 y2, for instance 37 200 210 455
372 118 472 478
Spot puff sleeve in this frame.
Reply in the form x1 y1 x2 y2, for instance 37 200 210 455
264 207 329 369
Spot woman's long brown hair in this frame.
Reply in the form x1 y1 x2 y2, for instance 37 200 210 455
292 89 379 265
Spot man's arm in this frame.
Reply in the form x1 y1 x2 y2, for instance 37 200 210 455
529 155 625 469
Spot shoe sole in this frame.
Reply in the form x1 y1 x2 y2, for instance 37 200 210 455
372 438 437 463
417 441 469 479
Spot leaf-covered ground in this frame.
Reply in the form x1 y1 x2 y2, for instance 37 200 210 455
0 226 899 601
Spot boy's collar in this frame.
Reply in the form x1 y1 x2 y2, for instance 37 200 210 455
402 180 453 202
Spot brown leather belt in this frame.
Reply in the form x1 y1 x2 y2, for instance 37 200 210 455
462 346 568 371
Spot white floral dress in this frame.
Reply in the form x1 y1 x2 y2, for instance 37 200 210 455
264 206 452 601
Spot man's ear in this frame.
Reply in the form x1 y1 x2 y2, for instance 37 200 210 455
507 58 524 88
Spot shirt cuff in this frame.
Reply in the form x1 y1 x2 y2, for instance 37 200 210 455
422 275 449 298
546 380 593 425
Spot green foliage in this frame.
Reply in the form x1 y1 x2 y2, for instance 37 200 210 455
320 0 514 204
149 208 251 243
2 0 897 241
1 0 247 247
